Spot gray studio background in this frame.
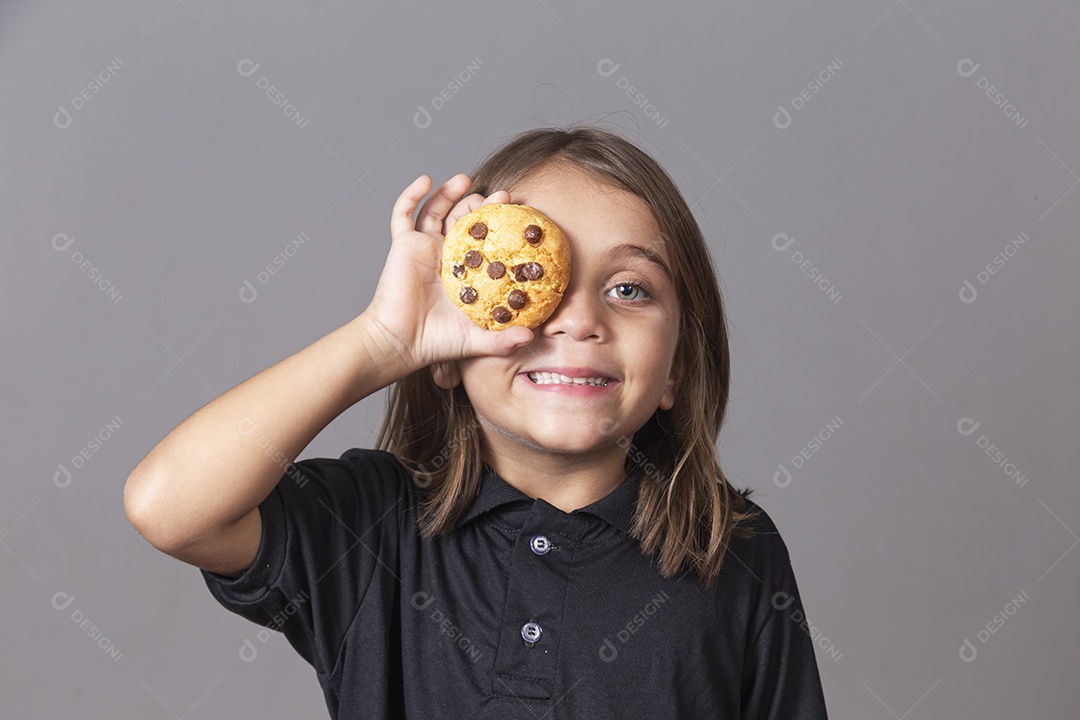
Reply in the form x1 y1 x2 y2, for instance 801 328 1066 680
2 1 1077 717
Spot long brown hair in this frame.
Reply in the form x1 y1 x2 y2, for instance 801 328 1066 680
377 123 760 589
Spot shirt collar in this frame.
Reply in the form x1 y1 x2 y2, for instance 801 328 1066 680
451 463 645 536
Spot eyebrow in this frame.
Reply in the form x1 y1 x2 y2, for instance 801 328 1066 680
602 243 672 282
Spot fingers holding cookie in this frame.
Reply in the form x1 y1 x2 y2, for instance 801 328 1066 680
372 177 542 371
442 189 511 236
414 173 473 236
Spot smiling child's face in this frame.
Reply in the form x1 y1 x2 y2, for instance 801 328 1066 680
447 161 682 460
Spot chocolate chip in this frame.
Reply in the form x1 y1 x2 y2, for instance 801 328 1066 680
464 250 483 268
487 261 505 279
513 263 544 281
524 225 542 244
452 264 465 278
507 289 527 309
459 286 477 304
492 306 512 323
469 222 487 239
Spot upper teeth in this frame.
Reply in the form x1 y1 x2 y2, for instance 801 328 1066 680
528 372 610 386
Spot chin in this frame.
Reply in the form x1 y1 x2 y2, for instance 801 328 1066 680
501 425 606 456
534 437 605 455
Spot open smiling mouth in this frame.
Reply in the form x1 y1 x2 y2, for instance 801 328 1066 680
525 371 613 387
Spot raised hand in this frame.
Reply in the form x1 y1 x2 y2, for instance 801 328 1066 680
363 173 534 371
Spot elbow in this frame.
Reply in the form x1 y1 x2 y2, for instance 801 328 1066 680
123 472 180 553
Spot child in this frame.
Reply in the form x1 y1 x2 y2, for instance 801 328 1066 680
124 124 829 719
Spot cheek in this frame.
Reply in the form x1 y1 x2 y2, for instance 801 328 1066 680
459 355 498 374
668 324 681 365
637 317 680 370
459 357 513 400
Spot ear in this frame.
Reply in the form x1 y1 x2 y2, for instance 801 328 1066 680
429 360 462 390
658 348 684 411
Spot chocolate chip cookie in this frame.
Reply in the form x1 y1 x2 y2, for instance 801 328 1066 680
440 203 571 330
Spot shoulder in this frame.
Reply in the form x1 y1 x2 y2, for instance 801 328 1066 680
739 496 783 538
337 447 424 499
336 447 410 477
274 448 418 523
734 497 830 716
726 496 796 580
294 447 411 486
732 496 784 541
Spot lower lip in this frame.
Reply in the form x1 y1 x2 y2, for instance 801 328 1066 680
518 373 618 396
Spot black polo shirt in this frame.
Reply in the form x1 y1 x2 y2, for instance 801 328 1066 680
201 447 829 719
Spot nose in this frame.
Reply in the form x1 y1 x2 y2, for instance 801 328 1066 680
540 279 606 342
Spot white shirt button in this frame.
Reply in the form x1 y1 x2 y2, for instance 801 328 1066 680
530 534 553 555
521 621 543 645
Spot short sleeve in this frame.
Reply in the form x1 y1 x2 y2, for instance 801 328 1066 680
740 503 829 719
200 448 406 677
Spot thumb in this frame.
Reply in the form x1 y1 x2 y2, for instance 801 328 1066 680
470 325 534 357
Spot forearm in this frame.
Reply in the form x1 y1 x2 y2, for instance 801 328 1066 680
123 311 416 550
